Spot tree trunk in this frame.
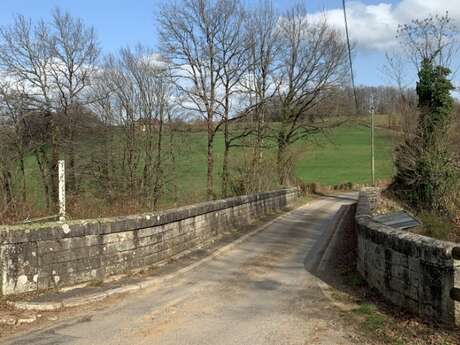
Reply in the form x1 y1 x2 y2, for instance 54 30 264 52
47 111 60 211
277 136 287 186
167 114 178 207
221 90 231 198
126 120 137 196
1 168 14 209
207 122 214 200
143 122 154 195
68 127 77 193
152 117 164 209
50 146 59 210
34 148 51 210
19 154 26 203
221 119 230 198
102 125 114 198
222 143 230 198
252 104 265 192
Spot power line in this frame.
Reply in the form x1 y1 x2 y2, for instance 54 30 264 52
342 0 374 185
342 0 359 113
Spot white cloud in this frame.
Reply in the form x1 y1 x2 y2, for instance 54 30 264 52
312 0 460 51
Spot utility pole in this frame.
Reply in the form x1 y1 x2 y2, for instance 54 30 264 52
370 95 375 186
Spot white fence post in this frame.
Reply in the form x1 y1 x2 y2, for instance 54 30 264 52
58 160 66 222
369 95 375 186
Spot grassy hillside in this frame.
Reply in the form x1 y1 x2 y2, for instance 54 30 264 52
176 121 395 192
294 124 395 185
13 119 395 221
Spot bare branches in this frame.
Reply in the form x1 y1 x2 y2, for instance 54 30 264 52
272 4 348 184
0 0 371 220
91 46 175 206
397 12 459 70
0 9 100 113
159 0 221 121
0 15 54 112
49 8 100 111
0 8 100 208
159 0 251 199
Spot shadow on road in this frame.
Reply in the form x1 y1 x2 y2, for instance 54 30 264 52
302 200 359 296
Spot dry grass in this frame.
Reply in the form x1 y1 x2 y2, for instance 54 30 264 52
334 259 460 345
376 191 460 243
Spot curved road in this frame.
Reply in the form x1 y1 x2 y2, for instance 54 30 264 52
3 195 359 345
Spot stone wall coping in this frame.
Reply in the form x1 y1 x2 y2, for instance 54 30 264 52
356 190 458 263
0 188 298 244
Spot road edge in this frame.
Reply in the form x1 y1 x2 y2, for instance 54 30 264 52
9 202 310 312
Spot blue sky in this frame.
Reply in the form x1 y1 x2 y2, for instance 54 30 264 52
0 0 457 87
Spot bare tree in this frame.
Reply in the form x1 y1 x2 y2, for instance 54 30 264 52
0 15 58 208
94 46 174 208
0 82 29 204
88 68 119 199
383 52 418 133
49 8 100 192
273 6 348 184
215 0 250 197
242 0 280 192
0 95 15 210
397 12 459 70
165 106 179 206
102 53 142 196
384 13 459 138
159 0 227 200
0 9 99 210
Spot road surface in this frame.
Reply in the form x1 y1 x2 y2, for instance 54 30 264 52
3 195 360 345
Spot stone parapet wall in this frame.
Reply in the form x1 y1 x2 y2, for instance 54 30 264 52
0 188 299 296
356 191 460 326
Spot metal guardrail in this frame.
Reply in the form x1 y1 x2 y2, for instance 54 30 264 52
451 247 460 302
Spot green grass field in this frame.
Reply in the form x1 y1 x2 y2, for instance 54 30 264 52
294 124 395 185
175 121 395 193
15 118 396 219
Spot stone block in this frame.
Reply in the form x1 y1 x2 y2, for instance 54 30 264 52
356 190 459 326
0 188 299 295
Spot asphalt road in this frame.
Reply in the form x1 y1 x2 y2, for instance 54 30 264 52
2 194 359 345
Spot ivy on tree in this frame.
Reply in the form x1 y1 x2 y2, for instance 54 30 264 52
391 58 457 215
